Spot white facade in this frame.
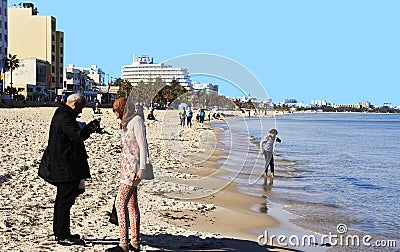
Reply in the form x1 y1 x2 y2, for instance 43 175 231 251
357 100 371 108
63 64 97 101
121 55 192 89
192 82 218 95
252 97 273 108
311 100 329 107
4 57 49 87
77 64 105 86
382 103 393 109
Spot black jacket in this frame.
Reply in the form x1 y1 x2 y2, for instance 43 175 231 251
39 103 93 184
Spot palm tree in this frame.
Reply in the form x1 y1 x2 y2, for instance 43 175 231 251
4 54 20 99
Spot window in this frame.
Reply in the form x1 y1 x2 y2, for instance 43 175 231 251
60 57 63 63
52 66 55 72
4 34 7 42
59 77 63 83
52 45 55 52
51 55 55 62
4 21 7 30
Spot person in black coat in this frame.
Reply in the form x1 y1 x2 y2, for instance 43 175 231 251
39 93 100 246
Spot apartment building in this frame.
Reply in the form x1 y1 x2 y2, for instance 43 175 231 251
8 3 64 92
121 55 192 89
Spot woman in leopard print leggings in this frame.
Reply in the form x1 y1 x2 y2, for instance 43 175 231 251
106 98 148 252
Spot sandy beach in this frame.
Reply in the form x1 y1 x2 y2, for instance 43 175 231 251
0 106 315 251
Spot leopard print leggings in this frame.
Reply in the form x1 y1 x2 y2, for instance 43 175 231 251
115 184 140 244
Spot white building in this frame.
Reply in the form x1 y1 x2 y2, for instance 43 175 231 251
252 97 273 109
4 57 49 86
192 82 218 95
76 64 105 86
3 57 50 100
121 55 192 89
63 64 97 102
356 100 371 108
0 0 8 93
311 100 330 107
280 98 306 108
382 103 393 109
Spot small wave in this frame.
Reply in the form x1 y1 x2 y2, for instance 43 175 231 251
338 177 383 190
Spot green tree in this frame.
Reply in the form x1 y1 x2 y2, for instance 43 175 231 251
113 78 132 98
4 54 20 99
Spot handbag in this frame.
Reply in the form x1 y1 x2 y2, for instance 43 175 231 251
135 159 154 180
135 144 154 180
109 198 129 226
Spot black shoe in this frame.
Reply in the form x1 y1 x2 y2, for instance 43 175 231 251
105 245 126 252
55 233 80 241
129 243 140 251
57 236 85 246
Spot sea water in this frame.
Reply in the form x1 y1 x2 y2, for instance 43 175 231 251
212 113 400 244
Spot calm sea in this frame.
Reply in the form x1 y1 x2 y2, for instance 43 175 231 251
212 113 400 243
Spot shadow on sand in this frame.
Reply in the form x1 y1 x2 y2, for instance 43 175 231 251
85 234 305 251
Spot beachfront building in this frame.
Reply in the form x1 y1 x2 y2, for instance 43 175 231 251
311 100 331 107
192 82 218 95
63 64 97 102
3 57 50 100
357 100 371 109
0 0 8 93
77 64 105 87
331 103 361 109
8 3 64 94
121 55 192 90
279 98 306 108
252 97 273 109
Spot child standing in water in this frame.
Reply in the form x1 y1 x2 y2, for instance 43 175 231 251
260 128 281 184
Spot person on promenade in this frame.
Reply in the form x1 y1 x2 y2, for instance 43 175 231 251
38 93 100 246
260 128 281 185
179 107 186 127
106 97 149 252
186 106 193 128
199 109 205 123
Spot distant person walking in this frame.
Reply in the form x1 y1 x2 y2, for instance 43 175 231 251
38 93 100 246
186 107 193 127
260 128 281 184
199 109 205 123
179 107 186 127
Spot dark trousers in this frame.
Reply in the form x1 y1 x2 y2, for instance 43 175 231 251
53 181 80 239
264 152 275 173
187 116 192 127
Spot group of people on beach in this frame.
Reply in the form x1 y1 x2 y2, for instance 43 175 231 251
179 107 193 127
37 92 281 251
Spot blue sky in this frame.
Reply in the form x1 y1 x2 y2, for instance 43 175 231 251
9 0 400 106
